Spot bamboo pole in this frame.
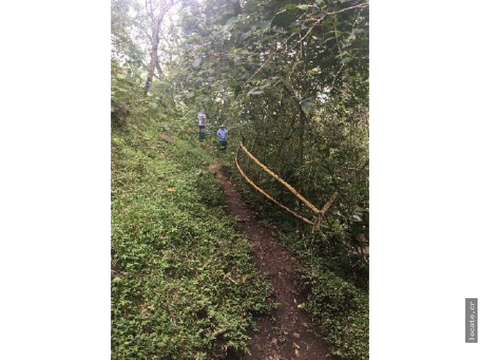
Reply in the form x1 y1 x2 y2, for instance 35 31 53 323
239 141 321 215
310 192 339 245
320 191 339 215
235 155 315 226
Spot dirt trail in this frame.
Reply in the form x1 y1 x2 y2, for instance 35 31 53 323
209 162 328 360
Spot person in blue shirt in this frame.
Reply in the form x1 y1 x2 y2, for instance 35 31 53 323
217 124 228 150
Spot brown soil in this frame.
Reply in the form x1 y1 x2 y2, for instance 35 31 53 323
209 162 328 360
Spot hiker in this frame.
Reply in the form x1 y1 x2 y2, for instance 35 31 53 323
217 124 228 150
197 109 206 141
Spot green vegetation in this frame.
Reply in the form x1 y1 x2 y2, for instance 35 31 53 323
221 161 369 360
276 231 369 360
301 261 368 360
111 111 272 359
112 0 369 359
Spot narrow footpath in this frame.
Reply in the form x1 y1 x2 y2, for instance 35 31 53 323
209 162 328 360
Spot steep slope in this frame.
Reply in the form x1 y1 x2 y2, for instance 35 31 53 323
111 113 272 359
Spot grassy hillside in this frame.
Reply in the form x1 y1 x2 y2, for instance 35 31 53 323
111 112 272 360
111 106 367 360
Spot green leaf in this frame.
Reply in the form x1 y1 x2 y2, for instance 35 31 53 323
244 1 261 12
258 21 271 32
272 11 297 28
283 4 297 11
225 16 239 27
301 101 315 114
219 13 235 25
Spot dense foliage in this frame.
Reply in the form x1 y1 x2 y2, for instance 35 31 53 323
174 0 369 275
112 0 369 359
111 101 272 359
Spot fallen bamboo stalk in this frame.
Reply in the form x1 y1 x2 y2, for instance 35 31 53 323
240 141 321 215
320 191 339 215
235 155 315 226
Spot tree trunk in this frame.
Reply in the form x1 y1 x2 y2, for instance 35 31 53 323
144 0 173 94
145 21 161 93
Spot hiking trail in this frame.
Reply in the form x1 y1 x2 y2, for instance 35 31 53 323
209 162 328 360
